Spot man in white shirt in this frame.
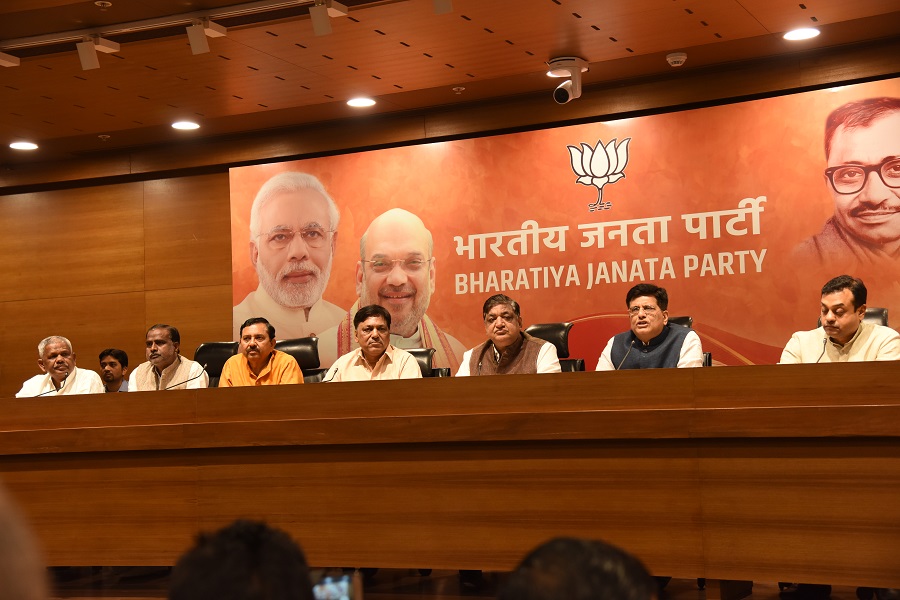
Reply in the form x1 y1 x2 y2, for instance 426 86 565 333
325 305 421 382
16 335 103 397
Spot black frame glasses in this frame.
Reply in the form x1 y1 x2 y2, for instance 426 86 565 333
824 156 900 195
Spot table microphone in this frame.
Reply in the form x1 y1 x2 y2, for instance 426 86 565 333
163 364 208 390
615 340 635 370
815 337 828 364
35 371 69 397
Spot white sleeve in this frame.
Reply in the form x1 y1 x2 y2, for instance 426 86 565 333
595 337 615 371
536 343 561 374
127 369 139 392
455 350 473 377
186 361 209 389
677 331 704 368
778 333 802 364
85 370 105 394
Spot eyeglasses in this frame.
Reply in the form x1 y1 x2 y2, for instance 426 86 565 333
824 156 900 195
256 226 334 250
361 258 432 274
628 305 659 316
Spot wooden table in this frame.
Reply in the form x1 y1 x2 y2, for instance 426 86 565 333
1 363 898 587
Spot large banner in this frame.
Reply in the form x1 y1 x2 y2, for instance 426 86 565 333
230 78 900 370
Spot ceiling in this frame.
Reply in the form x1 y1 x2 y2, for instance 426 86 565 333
1 0 899 166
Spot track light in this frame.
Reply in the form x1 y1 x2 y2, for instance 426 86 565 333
75 35 119 70
0 51 20 67
185 18 225 55
546 56 588 104
433 0 453 14
310 0 348 36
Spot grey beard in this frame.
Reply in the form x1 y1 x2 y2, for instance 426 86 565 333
257 258 331 309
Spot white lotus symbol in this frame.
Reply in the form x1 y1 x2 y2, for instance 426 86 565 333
568 137 631 211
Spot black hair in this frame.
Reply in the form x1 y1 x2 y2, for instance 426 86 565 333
240 317 276 340
147 324 180 344
353 304 392 329
821 274 867 309
482 294 521 320
625 283 668 311
98 348 128 368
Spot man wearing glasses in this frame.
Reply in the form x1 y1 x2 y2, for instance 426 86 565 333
595 283 703 371
233 172 345 340
795 97 900 268
318 208 466 371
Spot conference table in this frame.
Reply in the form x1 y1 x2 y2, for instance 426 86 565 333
0 362 898 589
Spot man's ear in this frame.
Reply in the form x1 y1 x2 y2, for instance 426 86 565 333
355 261 364 298
662 310 669 325
249 241 259 267
37 358 47 374
174 342 181 355
857 303 867 318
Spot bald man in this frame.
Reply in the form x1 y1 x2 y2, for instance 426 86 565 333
318 208 466 370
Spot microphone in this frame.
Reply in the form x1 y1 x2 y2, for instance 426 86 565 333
163 363 208 390
320 367 339 383
615 340 635 370
815 337 828 364
35 371 69 397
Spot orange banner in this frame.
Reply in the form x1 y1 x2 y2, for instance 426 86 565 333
231 78 900 369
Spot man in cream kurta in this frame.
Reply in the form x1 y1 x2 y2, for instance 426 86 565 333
16 335 103 397
129 324 208 391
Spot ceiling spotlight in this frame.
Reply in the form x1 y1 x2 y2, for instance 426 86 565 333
0 51 20 67
310 0 348 36
172 121 200 130
347 97 375 107
433 0 453 14
546 56 588 104
783 28 820 41
76 35 119 70
10 141 38 150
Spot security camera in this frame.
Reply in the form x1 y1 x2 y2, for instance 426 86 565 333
554 80 576 104
546 56 588 104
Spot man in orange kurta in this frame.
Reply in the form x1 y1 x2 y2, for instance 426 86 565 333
220 317 304 386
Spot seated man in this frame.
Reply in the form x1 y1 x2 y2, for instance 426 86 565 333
129 324 209 391
780 274 900 363
498 536 655 600
596 283 703 371
99 348 129 392
220 317 304 386
16 336 103 397
325 304 421 382
456 294 561 376
169 519 314 600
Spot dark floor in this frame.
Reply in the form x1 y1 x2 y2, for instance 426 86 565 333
48 568 865 600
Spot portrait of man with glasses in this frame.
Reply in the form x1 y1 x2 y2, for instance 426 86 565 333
794 97 900 269
232 171 345 340
317 208 466 371
595 283 703 371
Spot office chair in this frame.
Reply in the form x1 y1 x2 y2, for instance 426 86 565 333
406 348 436 377
525 322 584 372
275 337 327 382
193 341 238 388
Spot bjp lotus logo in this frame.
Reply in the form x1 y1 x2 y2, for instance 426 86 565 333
568 138 631 212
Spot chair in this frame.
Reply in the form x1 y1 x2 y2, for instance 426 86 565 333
525 322 585 372
817 306 888 327
275 337 327 382
406 348 436 377
668 315 712 367
193 341 238 388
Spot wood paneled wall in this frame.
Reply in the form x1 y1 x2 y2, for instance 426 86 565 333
0 37 897 395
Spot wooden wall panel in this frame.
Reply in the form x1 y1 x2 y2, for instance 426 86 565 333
0 291 147 398
143 173 232 291
0 182 145 303
144 285 234 359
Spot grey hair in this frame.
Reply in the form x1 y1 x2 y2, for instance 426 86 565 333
359 208 434 260
248 172 340 237
37 336 72 357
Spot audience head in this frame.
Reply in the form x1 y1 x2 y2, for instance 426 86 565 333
625 283 669 344
0 482 49 600
36 336 75 386
482 294 523 352
499 537 655 600
169 519 314 600
819 274 867 345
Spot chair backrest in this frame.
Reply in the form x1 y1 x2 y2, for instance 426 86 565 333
405 348 436 377
816 306 888 327
193 341 239 387
560 358 585 372
524 322 573 358
275 337 320 371
668 315 693 329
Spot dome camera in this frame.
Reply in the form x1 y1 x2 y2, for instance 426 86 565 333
553 79 577 104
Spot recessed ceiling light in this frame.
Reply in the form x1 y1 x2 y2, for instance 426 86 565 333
347 97 376 107
783 28 820 41
10 141 38 150
172 121 200 130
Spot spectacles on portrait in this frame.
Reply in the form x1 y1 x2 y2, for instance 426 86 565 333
824 156 900 195
256 226 334 250
628 305 659 316
361 258 432 274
